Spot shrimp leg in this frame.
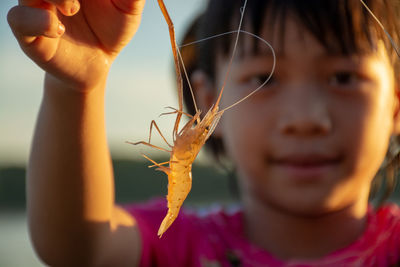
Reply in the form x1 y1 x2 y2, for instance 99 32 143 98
148 161 178 168
157 0 184 140
160 106 194 118
126 141 171 153
148 120 173 147
148 161 170 167
141 154 171 175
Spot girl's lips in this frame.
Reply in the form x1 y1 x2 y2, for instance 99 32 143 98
269 154 342 181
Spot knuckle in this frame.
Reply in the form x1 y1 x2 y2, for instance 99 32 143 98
7 6 20 29
42 11 56 34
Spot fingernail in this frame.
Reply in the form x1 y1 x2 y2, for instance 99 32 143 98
58 22 65 35
70 1 80 15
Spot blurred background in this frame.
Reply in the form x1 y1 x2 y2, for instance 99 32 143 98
1 1 400 266
0 1 236 266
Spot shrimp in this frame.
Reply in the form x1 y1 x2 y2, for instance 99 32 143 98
128 0 275 237
137 106 224 237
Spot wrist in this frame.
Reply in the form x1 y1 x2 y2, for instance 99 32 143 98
43 73 107 110
44 72 108 95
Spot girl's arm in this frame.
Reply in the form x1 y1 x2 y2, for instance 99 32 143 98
28 76 142 266
7 0 145 265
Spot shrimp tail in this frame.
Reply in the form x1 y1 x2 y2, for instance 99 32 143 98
157 169 192 237
157 208 180 237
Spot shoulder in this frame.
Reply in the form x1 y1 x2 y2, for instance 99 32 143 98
373 203 400 233
366 203 400 242
292 204 400 266
378 202 400 217
359 203 400 265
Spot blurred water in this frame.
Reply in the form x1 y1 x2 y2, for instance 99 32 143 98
0 212 43 267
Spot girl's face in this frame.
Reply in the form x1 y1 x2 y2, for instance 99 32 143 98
204 17 399 215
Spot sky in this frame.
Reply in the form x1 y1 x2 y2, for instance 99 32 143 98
0 0 206 166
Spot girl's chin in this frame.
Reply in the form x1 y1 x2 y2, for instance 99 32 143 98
257 187 343 217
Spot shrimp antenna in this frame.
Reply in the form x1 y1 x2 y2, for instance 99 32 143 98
175 0 250 114
214 0 248 108
180 30 276 114
178 1 276 114
157 0 184 140
359 0 400 58
177 48 199 116
220 31 276 113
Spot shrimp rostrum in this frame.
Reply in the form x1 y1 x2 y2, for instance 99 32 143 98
128 0 275 237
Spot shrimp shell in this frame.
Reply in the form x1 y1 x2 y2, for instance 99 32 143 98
155 107 223 236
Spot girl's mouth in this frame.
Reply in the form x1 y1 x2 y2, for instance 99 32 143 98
268 154 343 181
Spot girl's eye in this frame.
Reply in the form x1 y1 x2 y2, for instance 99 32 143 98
329 71 359 87
248 74 275 88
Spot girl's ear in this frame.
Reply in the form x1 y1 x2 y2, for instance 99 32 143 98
191 70 222 137
191 69 216 111
392 88 400 134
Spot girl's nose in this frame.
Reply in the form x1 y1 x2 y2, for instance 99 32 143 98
277 87 332 137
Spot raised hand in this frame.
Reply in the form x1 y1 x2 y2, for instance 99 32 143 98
7 0 145 90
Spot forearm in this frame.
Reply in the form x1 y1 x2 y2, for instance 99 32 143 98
27 74 115 264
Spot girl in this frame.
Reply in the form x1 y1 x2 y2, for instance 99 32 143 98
7 0 400 266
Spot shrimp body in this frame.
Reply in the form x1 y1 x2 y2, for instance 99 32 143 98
157 107 223 237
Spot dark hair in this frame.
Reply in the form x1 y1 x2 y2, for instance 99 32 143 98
179 0 400 200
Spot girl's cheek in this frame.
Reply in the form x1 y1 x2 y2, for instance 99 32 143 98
221 104 266 160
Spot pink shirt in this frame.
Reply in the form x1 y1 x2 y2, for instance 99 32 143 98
125 199 400 266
